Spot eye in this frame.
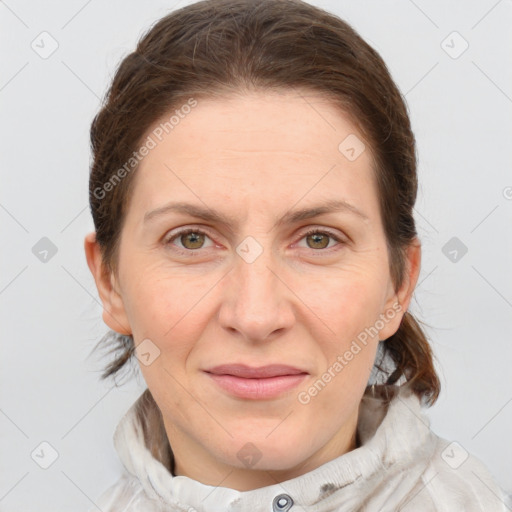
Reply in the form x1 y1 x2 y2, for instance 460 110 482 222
163 226 346 256
296 228 345 253
163 228 214 255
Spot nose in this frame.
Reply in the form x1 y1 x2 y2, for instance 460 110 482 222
217 240 295 343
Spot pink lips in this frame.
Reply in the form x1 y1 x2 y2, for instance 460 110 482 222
204 364 308 400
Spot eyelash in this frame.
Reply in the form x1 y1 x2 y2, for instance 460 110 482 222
163 227 345 257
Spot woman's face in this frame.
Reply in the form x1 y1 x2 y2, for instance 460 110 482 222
86 89 419 489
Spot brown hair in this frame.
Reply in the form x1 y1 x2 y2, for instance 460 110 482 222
89 0 440 405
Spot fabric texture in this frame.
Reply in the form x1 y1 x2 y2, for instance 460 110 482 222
90 383 508 511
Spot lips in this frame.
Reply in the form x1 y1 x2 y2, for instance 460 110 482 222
205 364 307 379
203 364 308 399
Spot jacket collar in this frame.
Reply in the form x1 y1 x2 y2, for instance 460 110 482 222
113 383 436 511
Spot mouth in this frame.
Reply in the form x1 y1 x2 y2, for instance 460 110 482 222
203 364 309 400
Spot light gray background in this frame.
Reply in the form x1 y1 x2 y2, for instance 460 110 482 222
1 0 511 510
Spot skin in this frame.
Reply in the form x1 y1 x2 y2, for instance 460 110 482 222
85 89 421 491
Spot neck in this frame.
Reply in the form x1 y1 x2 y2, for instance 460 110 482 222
164 411 360 492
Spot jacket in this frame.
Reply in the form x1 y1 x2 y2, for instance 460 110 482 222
90 383 509 511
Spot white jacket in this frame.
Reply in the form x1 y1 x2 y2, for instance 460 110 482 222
90 383 509 511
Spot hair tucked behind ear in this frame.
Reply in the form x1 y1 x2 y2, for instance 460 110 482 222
88 0 441 406
89 331 135 384
378 313 440 406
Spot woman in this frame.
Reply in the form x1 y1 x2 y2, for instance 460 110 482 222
84 0 508 510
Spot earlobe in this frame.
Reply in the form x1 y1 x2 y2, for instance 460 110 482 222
84 232 132 335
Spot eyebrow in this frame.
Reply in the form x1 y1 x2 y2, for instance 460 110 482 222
143 199 369 231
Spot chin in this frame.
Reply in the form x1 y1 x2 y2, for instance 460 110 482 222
217 429 317 472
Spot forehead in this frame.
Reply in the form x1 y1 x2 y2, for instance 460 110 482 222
128 90 379 222
145 90 365 155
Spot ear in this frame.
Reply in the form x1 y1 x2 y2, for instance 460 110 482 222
378 238 421 341
84 231 132 335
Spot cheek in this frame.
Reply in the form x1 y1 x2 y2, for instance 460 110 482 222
306 270 386 339
301 272 385 394
120 263 191 343
305 280 381 405
121 267 222 377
